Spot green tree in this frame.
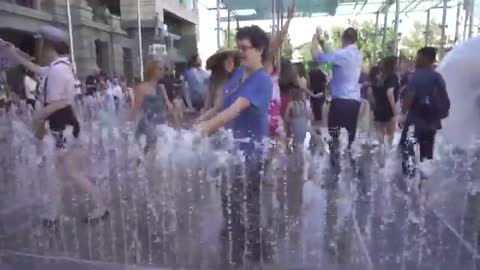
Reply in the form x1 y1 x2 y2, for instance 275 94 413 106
297 41 313 63
223 29 236 48
401 20 442 59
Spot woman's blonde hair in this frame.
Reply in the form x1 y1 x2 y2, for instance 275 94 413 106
144 60 163 81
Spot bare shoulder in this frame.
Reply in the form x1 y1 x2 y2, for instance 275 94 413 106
134 82 149 94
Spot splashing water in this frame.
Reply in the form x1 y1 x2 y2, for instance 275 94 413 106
1 54 480 270
438 37 480 147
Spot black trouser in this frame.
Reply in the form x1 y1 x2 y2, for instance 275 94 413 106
113 96 120 112
328 98 361 173
400 125 436 177
220 159 264 265
26 98 36 110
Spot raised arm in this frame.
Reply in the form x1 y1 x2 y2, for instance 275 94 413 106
270 0 295 54
1 39 42 74
311 28 337 64
310 34 323 60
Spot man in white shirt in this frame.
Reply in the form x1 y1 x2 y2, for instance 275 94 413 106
311 27 363 147
3 25 109 228
311 27 363 178
311 27 364 253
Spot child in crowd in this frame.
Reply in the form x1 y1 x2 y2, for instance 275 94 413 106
285 88 310 149
171 84 185 126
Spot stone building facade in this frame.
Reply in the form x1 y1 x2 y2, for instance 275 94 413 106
0 0 199 81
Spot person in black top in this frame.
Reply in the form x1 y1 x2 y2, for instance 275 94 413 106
307 61 327 123
399 47 449 178
85 73 98 97
368 56 399 147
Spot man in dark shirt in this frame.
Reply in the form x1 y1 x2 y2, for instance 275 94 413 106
399 46 448 177
308 61 327 123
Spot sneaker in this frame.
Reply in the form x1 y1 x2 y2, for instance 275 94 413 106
82 207 110 224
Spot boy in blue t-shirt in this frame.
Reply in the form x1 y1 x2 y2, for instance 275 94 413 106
222 68 272 157
195 25 273 265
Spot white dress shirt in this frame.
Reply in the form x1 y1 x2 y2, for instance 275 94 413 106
39 57 75 104
316 44 363 100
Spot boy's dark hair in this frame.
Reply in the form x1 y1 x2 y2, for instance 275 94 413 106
368 65 381 84
417 46 437 63
342 27 358 44
236 25 270 61
278 58 297 94
382 55 398 75
188 54 200 68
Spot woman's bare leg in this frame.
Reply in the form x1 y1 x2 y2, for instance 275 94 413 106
43 155 66 224
60 149 108 219
374 121 386 146
385 118 397 149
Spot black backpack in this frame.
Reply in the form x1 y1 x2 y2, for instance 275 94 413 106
418 72 450 121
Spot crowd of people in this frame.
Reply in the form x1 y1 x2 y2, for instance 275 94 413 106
0 1 451 267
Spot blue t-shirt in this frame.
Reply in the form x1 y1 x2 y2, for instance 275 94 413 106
223 68 273 158
184 67 209 101
405 68 445 131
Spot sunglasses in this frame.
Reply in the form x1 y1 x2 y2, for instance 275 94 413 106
236 45 255 52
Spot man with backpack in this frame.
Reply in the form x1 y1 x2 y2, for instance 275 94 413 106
399 46 450 178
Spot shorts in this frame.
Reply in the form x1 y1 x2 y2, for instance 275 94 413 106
26 98 36 109
373 108 394 123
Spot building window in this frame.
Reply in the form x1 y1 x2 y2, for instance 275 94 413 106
106 0 121 16
95 40 108 73
123 48 133 82
179 0 195 10
15 0 34 8
40 0 54 12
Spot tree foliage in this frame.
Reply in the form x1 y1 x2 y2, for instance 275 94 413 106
223 29 236 49
401 20 442 59
297 41 313 63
